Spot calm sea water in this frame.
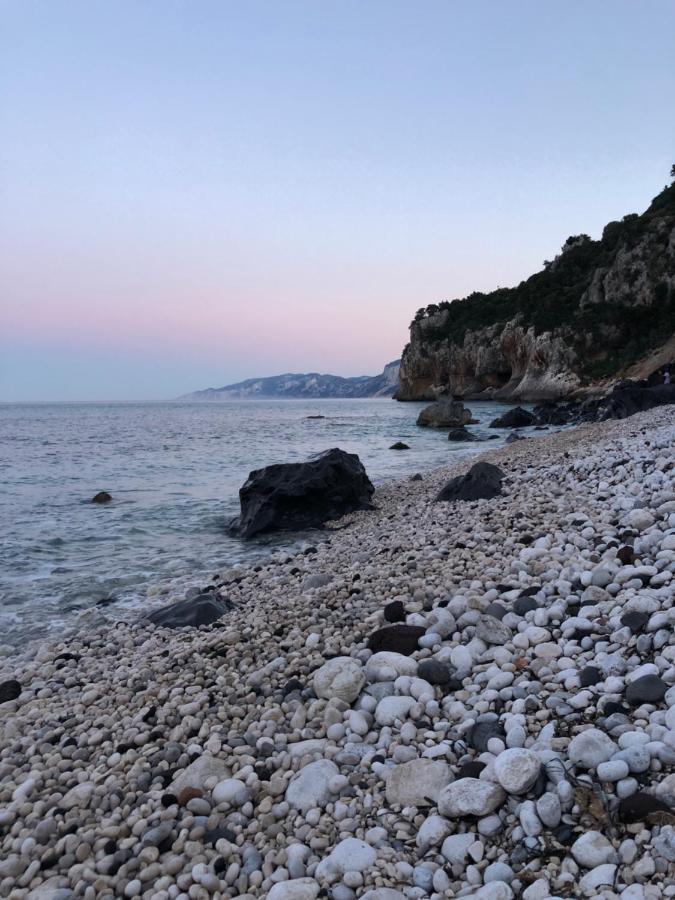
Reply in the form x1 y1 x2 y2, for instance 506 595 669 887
0 399 532 646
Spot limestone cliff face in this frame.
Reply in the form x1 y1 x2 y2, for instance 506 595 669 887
396 182 675 402
398 317 580 402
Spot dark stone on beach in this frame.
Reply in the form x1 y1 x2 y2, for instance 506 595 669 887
367 624 426 656
552 824 575 845
389 441 410 450
485 602 508 620
410 473 423 481
203 825 237 845
447 428 479 442
489 406 535 428
435 462 505 503
621 610 649 633
458 760 486 779
505 432 525 444
580 666 602 687
601 700 631 717
618 792 674 823
625 674 667 705
513 596 538 616
384 600 406 623
417 659 456 685
467 720 505 752
146 592 233 628
0 680 21 703
91 491 112 504
228 448 374 538
617 545 635 565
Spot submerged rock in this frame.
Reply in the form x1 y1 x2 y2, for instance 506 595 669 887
435 462 505 502
91 491 112 504
490 406 535 428
447 427 480 441
389 441 410 450
228 448 375 538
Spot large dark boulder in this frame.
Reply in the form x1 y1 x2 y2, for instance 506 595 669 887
146 592 233 628
91 491 112 504
489 406 534 428
417 399 472 428
435 462 505 502
229 448 375 538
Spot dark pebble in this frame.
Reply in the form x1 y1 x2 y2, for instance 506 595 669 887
367 624 426 656
618 792 673 823
0 680 21 703
383 600 406 623
625 674 667 705
620 611 649 633
485 602 507 620
467 720 505 752
579 666 602 687
417 659 456 685
513 596 538 616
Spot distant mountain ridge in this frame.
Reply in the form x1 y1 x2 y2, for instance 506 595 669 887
179 360 400 400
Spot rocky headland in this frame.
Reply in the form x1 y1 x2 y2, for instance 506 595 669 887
396 181 675 403
1 407 675 899
180 362 401 401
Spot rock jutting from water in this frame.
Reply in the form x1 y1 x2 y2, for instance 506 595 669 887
228 447 375 538
1 407 675 899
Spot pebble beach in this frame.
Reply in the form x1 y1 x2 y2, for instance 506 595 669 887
2 407 675 900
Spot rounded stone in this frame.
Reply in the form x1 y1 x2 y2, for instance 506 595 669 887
494 748 541 794
437 778 505 818
313 657 365 704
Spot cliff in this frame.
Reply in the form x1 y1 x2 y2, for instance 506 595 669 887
180 360 400 400
396 181 675 402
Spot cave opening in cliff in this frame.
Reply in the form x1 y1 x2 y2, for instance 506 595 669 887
494 369 512 387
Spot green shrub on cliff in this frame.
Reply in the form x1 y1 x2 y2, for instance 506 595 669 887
413 181 675 377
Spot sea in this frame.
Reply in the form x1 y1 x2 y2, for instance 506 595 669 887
0 398 537 647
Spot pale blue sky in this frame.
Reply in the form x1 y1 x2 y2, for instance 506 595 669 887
1 0 674 399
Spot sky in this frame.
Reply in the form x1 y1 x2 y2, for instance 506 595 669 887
1 1 674 400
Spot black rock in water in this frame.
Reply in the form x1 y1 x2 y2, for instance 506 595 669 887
383 600 406 623
146 592 233 628
489 406 535 428
228 448 375 538
625 674 668 705
389 441 410 450
0 680 21 703
91 491 112 504
435 462 505 503
505 432 525 444
367 624 426 656
447 428 479 442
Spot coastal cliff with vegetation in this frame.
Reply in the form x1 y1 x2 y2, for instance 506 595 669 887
397 178 675 402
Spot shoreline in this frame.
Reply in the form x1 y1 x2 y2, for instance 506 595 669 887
1 406 674 898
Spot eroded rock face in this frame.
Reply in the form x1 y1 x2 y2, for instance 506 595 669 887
229 448 375 538
398 318 580 403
